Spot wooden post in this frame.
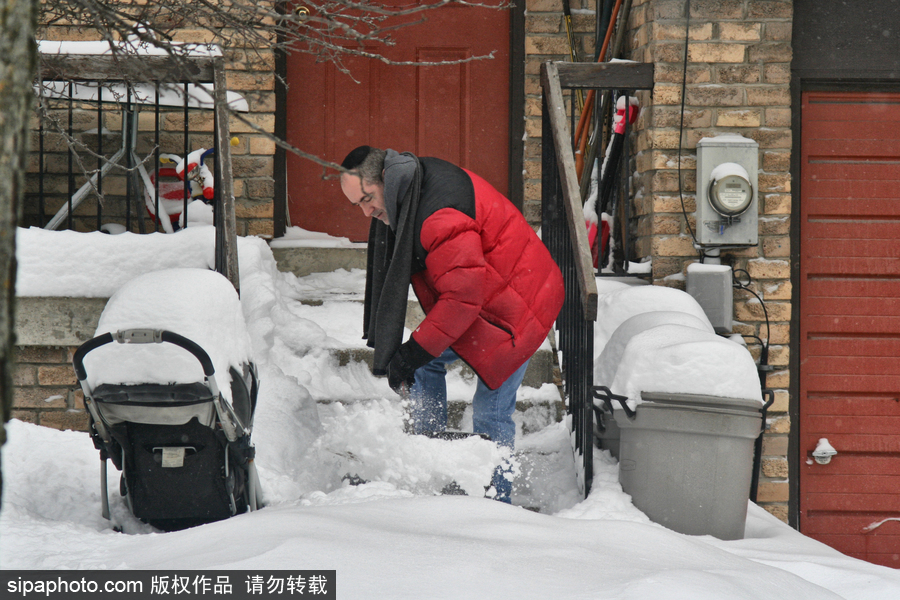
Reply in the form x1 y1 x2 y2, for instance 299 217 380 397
540 61 598 321
213 60 240 294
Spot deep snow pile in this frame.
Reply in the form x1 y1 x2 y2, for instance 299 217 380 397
3 226 900 599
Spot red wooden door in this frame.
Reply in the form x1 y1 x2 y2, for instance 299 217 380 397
285 2 510 241
799 91 900 568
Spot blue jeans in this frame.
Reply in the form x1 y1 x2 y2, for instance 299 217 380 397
409 348 529 503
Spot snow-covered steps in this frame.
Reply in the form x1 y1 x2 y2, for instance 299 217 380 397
329 338 559 390
280 262 562 392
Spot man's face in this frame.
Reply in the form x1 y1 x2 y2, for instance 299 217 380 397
340 173 389 225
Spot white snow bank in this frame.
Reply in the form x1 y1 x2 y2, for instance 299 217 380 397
36 80 249 112
594 310 714 385
3 416 885 599
611 324 763 404
38 39 222 58
269 226 365 249
16 227 216 297
314 399 512 497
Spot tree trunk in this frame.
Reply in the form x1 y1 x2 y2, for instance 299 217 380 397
0 0 38 497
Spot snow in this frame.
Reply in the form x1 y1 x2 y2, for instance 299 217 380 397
3 226 900 598
83 268 253 400
687 261 733 274
594 310 714 385
593 281 711 351
610 324 763 405
593 283 762 404
698 133 757 146
269 226 366 249
625 259 652 273
36 80 250 112
710 162 751 184
38 40 222 59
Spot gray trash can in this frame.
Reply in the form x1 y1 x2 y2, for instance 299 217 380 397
603 390 765 540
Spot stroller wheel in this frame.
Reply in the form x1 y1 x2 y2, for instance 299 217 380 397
226 454 250 516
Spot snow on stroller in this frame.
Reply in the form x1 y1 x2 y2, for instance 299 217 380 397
73 268 263 531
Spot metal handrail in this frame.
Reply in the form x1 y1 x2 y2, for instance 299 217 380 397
540 60 653 496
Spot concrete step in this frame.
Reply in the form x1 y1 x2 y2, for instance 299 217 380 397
271 245 367 278
273 245 566 433
14 247 565 433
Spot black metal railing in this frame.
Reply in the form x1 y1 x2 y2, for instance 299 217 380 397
540 61 654 496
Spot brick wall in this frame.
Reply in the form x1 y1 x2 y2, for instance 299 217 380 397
628 0 793 522
525 0 794 522
12 345 89 431
524 0 599 223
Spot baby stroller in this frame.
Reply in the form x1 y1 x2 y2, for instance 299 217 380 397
73 268 263 531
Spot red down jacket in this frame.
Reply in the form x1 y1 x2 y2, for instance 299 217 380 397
409 167 564 390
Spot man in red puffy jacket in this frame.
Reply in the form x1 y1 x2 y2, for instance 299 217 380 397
340 146 564 502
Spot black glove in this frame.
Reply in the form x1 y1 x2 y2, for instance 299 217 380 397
386 338 435 394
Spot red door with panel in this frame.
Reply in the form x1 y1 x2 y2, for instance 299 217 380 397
285 2 510 241
800 91 900 568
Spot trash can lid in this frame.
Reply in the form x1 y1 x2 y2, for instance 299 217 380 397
641 391 762 413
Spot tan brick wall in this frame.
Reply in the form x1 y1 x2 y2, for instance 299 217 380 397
629 0 793 522
524 0 600 223
12 346 89 431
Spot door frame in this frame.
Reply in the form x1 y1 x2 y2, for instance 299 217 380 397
271 1 526 238
790 0 900 530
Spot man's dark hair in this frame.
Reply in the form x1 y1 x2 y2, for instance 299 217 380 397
341 145 386 184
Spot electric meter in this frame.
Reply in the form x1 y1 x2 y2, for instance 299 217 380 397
708 163 753 216
694 136 759 246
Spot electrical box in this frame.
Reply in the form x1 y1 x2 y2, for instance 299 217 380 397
686 263 733 334
695 135 759 247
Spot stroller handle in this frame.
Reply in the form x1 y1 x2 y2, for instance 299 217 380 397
73 329 216 381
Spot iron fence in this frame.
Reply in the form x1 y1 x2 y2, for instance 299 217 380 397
28 40 243 291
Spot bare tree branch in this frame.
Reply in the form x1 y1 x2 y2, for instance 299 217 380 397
35 0 510 170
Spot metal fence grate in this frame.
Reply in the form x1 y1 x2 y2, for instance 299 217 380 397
28 40 244 291
29 80 227 233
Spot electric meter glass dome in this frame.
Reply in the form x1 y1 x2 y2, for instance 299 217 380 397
708 172 752 216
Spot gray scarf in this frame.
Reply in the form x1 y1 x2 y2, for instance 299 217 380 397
363 151 422 374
